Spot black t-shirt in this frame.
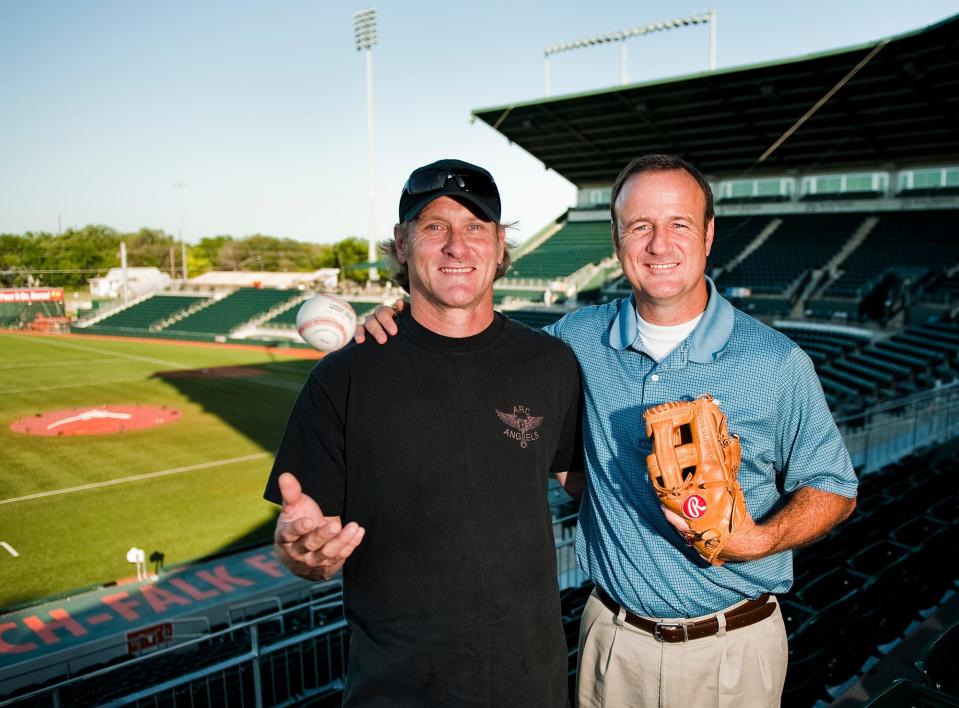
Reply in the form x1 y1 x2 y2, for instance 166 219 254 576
264 311 582 707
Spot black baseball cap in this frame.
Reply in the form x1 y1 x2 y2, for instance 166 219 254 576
399 159 501 223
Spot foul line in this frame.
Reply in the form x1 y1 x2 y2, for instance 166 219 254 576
0 358 123 370
1 374 150 395
0 332 193 370
0 542 18 557
0 453 270 506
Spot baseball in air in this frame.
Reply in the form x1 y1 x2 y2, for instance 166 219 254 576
296 294 357 352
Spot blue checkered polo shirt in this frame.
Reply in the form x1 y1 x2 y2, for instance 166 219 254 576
545 278 858 618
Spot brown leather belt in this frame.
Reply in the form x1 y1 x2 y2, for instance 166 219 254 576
595 587 776 643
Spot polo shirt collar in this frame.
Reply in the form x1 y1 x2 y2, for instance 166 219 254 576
607 276 734 363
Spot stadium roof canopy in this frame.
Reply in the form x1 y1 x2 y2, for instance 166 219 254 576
472 14 959 185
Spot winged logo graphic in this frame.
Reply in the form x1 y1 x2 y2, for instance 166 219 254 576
496 407 544 448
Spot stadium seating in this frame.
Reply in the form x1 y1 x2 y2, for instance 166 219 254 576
919 271 959 308
504 309 566 329
264 304 301 327
85 294 207 333
716 194 791 205
862 678 959 706
508 221 613 280
717 213 864 296
822 210 958 300
2 585 350 707
800 190 884 202
780 447 959 703
707 215 774 272
917 620 959 695
264 299 379 328
774 319 959 412
493 288 546 304
167 288 298 336
897 186 959 198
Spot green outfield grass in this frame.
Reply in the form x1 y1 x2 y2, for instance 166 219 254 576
0 332 318 610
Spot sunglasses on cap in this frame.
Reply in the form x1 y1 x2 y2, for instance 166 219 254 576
403 168 499 199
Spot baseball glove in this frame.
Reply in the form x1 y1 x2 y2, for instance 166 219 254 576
643 394 744 565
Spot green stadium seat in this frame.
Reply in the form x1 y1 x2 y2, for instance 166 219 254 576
863 679 959 707
917 620 959 695
508 221 613 280
167 288 299 336
87 294 207 333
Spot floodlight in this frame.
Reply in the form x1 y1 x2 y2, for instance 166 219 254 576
543 11 716 95
353 8 379 282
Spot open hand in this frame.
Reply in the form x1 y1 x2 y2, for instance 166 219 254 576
273 472 365 580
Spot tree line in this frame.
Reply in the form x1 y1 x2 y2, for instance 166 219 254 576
0 226 381 289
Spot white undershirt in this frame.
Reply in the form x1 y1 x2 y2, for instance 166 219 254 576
636 312 704 362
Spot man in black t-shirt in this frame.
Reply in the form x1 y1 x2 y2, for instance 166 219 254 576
264 159 581 707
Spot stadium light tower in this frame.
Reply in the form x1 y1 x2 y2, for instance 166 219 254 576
354 8 379 283
543 11 716 96
174 181 188 282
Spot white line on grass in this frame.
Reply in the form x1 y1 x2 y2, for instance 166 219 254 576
0 453 270 506
0 542 19 557
0 334 306 393
0 333 193 370
0 358 124 370
0 374 151 395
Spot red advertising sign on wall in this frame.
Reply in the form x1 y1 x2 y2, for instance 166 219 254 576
126 623 173 655
0 288 65 303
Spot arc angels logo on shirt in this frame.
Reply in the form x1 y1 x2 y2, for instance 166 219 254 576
496 405 544 448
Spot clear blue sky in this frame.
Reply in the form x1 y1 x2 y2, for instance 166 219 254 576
1 1 954 245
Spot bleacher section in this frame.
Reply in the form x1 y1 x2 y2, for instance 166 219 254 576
554 450 959 708
777 320 959 413
716 195 791 205
717 213 864 297
782 450 959 706
84 294 207 335
800 189 884 202
707 215 773 272
504 309 566 329
263 303 301 327
920 272 959 307
167 288 296 336
822 210 958 300
508 220 612 280
493 288 546 304
898 186 959 198
265 300 379 328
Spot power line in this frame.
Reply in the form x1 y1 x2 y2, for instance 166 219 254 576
0 268 110 275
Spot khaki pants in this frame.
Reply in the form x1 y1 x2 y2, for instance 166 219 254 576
577 591 788 708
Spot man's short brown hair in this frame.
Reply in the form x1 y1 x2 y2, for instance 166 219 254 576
610 154 714 245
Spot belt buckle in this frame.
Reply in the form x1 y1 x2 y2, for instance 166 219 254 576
653 622 689 642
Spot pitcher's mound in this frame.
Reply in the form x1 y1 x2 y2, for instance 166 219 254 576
10 405 182 436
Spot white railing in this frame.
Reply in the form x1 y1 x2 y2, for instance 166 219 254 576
838 380 959 474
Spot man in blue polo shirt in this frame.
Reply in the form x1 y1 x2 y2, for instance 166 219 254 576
549 154 857 707
358 154 858 707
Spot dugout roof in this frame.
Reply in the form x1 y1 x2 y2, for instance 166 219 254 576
472 14 959 185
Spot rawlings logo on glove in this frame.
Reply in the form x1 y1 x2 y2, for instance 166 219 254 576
643 394 745 565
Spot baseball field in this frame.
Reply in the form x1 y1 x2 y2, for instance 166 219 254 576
0 331 321 610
